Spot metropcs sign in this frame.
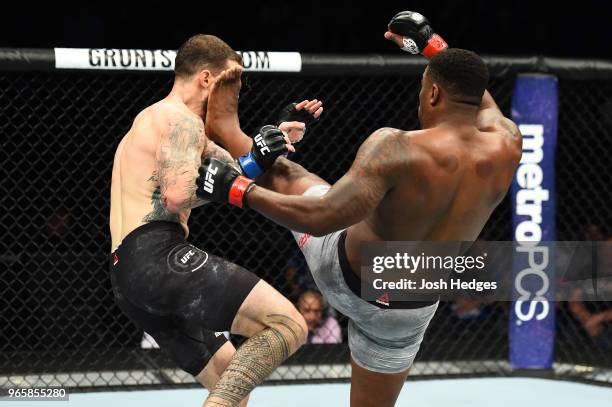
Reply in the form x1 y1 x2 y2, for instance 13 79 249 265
514 124 550 322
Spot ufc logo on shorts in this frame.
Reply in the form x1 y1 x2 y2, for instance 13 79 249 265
203 165 218 193
180 249 195 264
254 134 271 155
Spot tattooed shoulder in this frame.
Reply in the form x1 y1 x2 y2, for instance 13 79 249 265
142 111 206 223
166 112 205 150
354 127 408 178
202 139 241 171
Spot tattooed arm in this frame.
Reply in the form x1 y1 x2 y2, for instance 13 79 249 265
246 128 406 236
150 111 207 214
151 110 237 215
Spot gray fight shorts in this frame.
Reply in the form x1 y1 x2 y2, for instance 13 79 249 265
291 184 438 374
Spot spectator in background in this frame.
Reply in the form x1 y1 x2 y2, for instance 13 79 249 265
297 290 342 344
568 287 612 348
583 223 605 241
284 245 317 303
566 223 612 348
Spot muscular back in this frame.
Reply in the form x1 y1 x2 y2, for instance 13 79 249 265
326 124 516 277
247 92 522 274
360 125 520 242
110 100 209 250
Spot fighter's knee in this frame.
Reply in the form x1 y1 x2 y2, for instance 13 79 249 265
283 306 308 348
265 306 308 351
291 309 308 347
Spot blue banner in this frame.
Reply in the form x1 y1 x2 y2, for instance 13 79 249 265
510 74 558 369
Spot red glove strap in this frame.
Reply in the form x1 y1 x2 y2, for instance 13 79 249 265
228 176 254 208
422 34 448 59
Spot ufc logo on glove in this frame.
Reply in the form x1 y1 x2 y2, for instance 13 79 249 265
254 133 270 155
203 165 218 193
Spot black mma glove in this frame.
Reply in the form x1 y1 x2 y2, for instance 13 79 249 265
238 125 288 178
196 158 255 208
388 11 448 58
277 102 319 130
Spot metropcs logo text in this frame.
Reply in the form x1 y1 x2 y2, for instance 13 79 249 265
514 124 551 323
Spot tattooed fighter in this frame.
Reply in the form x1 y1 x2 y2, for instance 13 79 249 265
197 13 522 407
109 35 321 406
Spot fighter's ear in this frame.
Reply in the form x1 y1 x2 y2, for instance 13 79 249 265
197 69 212 89
430 83 441 106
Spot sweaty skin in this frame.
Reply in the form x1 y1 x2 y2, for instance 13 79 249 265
198 42 520 406
109 57 309 252
110 94 239 251
249 87 522 277
226 67 522 407
110 60 313 407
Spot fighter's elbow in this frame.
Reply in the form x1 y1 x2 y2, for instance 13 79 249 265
300 206 337 237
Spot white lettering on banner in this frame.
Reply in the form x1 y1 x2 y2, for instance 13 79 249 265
55 49 302 72
237 51 301 72
55 48 176 70
514 124 550 323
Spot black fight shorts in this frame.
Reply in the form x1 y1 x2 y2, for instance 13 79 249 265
109 221 260 376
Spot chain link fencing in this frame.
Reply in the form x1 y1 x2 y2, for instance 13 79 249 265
0 61 610 389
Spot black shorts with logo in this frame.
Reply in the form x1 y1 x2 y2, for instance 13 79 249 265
109 221 260 376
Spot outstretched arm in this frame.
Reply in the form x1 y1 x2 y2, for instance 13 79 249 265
384 13 520 139
246 128 405 236
475 90 521 139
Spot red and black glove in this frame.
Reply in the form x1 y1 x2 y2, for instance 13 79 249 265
196 158 255 208
388 11 448 58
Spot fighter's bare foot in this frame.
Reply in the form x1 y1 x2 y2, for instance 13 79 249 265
205 65 243 142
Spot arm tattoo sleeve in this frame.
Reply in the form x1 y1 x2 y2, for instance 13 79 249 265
201 139 242 171
143 113 207 222
177 139 242 210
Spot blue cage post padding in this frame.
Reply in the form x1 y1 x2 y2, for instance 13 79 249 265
510 74 558 370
